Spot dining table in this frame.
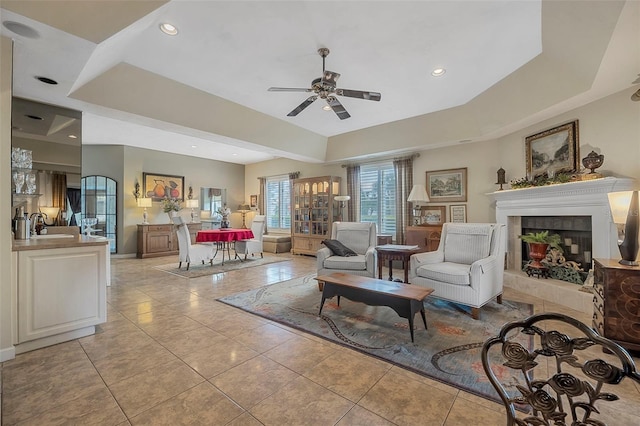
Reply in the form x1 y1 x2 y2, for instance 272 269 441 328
195 228 254 265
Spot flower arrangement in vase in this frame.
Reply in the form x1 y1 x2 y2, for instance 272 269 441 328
216 204 231 228
162 197 182 222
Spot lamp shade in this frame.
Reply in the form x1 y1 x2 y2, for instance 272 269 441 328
137 197 152 208
39 206 60 218
608 191 635 223
186 199 199 208
407 185 429 202
334 195 351 202
238 204 251 212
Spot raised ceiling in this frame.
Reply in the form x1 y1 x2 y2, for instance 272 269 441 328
1 1 638 165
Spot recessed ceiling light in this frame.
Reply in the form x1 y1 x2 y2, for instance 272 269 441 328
322 105 332 111
25 114 44 120
232 153 238 156
68 135 77 139
191 145 197 148
159 23 178 36
36 76 58 85
2 21 39 39
431 68 446 77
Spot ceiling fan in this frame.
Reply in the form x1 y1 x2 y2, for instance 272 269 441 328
268 48 381 120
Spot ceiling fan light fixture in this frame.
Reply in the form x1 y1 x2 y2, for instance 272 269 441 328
431 68 446 77
322 104 332 111
159 23 178 36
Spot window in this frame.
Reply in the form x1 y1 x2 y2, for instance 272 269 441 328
266 175 291 232
360 162 396 237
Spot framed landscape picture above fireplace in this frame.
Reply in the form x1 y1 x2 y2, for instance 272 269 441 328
525 120 579 179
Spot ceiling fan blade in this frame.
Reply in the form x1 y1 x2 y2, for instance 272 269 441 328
336 88 381 101
268 87 313 92
287 96 318 117
322 71 340 88
327 96 351 120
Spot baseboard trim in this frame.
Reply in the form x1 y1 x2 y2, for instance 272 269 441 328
0 345 16 362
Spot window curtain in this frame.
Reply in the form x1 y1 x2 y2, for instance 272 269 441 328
51 172 67 226
67 188 81 227
258 177 267 233
346 165 360 222
393 157 413 244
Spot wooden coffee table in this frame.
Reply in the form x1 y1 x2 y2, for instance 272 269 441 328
315 273 434 342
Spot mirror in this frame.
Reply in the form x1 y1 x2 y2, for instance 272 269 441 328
200 188 226 216
11 97 81 223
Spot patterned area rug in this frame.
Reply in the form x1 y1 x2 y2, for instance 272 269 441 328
218 274 533 403
154 256 290 278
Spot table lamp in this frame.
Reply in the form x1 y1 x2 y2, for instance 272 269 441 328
334 195 350 221
407 185 429 219
237 204 251 228
137 197 152 224
39 206 60 226
608 190 639 266
186 199 200 223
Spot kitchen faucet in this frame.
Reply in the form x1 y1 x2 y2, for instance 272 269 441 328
29 212 45 234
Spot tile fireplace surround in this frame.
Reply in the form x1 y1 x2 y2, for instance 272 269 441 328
490 177 635 313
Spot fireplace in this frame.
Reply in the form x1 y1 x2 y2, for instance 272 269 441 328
492 177 634 271
520 215 592 272
490 177 635 313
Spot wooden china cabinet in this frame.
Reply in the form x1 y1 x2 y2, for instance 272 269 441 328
291 176 341 255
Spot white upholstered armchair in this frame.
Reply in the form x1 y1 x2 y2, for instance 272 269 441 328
172 216 215 270
317 222 377 286
234 215 266 260
408 223 505 319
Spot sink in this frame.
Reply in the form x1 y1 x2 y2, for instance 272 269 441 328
30 234 75 239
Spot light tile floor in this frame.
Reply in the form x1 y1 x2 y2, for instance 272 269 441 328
2 254 639 425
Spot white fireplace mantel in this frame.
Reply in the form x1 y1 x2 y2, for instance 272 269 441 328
490 177 635 267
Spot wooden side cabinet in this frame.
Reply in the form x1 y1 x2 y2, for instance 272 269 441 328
137 223 201 258
406 225 442 252
592 258 640 352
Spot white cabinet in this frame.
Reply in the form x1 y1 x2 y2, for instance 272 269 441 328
14 243 107 353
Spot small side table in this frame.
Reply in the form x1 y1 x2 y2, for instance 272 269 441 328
376 244 423 283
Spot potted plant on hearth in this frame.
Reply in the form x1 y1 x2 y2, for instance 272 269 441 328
519 231 562 269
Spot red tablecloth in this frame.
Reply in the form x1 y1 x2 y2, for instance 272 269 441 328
196 229 254 243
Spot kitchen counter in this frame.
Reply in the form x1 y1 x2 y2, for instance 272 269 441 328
11 234 109 354
12 234 109 251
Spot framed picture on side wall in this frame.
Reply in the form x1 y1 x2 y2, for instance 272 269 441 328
250 194 258 208
426 168 467 202
143 172 185 202
525 120 579 179
421 205 447 226
450 204 467 223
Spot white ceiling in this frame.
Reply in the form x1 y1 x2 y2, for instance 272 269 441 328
1 1 638 165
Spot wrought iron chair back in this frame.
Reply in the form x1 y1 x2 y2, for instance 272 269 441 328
482 312 640 425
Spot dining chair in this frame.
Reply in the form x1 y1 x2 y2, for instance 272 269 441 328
172 216 215 270
234 215 266 260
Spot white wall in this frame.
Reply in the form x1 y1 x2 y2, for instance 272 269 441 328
1 36 14 361
248 87 640 225
84 145 246 254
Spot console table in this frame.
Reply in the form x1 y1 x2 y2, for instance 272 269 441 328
137 223 201 258
592 258 640 352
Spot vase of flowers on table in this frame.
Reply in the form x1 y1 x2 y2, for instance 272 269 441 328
217 204 231 228
162 197 182 223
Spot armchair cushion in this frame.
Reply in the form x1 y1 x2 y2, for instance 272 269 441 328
416 262 471 286
323 254 367 270
322 239 357 257
443 224 493 264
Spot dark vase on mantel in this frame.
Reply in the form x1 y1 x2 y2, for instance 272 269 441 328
528 243 549 268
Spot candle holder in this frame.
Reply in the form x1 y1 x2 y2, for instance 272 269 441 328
495 168 507 190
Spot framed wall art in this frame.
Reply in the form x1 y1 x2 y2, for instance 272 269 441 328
421 205 447 226
450 204 467 223
250 194 258 208
525 120 579 179
425 167 467 202
143 172 185 202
